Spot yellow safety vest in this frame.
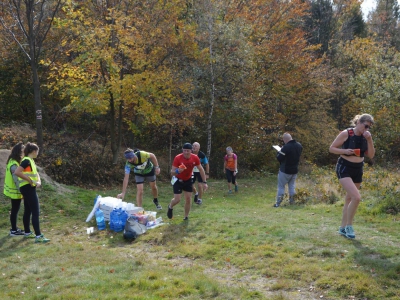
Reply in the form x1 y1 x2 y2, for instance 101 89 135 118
18 157 39 188
3 159 23 199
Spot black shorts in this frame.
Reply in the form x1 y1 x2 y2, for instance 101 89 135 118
173 179 193 194
335 157 363 183
192 172 203 183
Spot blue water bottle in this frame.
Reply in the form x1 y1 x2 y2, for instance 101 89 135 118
110 208 117 231
95 209 106 230
120 209 128 229
115 208 123 232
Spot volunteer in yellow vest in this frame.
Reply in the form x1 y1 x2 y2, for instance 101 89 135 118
14 142 50 243
3 142 25 236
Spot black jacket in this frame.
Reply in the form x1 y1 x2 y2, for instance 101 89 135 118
277 140 303 174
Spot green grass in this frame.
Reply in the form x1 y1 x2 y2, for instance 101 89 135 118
1 173 400 299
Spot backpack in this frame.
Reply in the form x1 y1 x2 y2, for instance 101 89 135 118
123 216 147 241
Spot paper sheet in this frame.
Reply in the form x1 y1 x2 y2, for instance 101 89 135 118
272 145 281 152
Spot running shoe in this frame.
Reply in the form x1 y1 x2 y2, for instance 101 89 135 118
183 217 189 221
195 199 202 205
24 232 35 238
273 203 280 208
228 190 232 194
10 229 25 236
345 225 355 239
153 199 162 210
35 235 50 243
167 205 173 219
338 227 346 237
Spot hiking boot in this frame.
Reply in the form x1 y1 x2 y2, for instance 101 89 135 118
195 199 202 205
167 205 173 219
275 195 283 207
10 229 25 236
194 193 198 203
345 225 355 239
153 199 162 210
338 227 346 237
235 185 238 192
24 232 35 238
35 235 50 243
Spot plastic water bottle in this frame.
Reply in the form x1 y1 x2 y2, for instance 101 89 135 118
95 209 106 230
110 208 117 231
120 209 128 229
112 208 123 232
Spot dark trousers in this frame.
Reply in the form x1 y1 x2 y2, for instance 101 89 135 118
10 199 22 231
20 185 41 236
225 169 237 184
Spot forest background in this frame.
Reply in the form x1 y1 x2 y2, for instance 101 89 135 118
1 0 400 186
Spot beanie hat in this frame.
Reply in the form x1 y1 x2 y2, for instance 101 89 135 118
182 143 193 150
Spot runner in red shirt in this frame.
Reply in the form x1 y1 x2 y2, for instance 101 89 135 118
167 143 208 221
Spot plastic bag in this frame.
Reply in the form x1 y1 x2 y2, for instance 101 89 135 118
124 216 147 238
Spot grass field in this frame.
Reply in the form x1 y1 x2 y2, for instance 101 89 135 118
0 171 399 299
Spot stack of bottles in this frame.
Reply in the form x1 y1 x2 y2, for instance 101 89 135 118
109 208 129 232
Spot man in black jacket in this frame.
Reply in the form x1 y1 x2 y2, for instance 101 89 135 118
274 133 303 207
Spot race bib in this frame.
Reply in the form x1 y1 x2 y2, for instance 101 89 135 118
193 166 199 172
171 176 178 185
135 161 148 170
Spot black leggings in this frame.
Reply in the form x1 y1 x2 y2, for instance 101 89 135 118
20 185 41 236
225 169 237 184
10 199 22 231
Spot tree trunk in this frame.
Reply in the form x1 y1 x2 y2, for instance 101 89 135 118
169 125 173 172
116 100 123 162
206 7 215 160
31 63 44 151
109 92 118 164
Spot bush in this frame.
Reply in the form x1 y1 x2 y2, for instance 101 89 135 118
39 134 123 186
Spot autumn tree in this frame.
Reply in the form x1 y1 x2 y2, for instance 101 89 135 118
0 0 63 151
335 38 400 160
49 0 198 164
368 0 400 49
304 0 334 54
226 0 336 165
